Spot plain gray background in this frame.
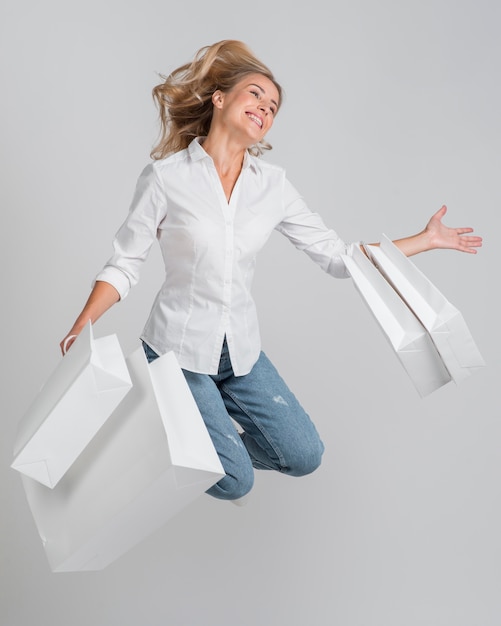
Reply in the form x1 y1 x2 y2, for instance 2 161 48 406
1 1 499 625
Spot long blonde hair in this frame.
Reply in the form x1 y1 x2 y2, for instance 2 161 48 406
150 40 283 160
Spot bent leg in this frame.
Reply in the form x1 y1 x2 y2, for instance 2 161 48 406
220 352 324 477
182 370 254 500
143 341 253 501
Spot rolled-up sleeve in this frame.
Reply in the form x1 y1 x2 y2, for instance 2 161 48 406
94 163 167 299
276 177 356 279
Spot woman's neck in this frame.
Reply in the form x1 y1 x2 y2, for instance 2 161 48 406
201 132 246 178
201 134 247 203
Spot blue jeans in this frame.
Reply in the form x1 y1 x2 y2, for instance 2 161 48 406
143 339 324 500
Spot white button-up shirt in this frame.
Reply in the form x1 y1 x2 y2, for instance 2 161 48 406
96 138 353 375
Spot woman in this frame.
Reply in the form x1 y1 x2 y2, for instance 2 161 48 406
60 40 482 502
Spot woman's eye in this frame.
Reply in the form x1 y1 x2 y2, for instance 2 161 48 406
250 90 259 98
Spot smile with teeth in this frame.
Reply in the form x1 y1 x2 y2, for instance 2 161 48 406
246 112 263 128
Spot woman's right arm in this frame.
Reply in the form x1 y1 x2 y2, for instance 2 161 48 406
59 280 120 355
60 163 167 355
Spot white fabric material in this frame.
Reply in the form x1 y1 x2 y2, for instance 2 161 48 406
95 138 353 375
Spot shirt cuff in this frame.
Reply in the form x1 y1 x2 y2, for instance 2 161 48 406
327 242 360 278
93 266 131 300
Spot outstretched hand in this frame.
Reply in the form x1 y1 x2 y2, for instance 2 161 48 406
424 205 483 254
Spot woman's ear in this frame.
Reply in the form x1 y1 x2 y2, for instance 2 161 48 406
212 90 224 108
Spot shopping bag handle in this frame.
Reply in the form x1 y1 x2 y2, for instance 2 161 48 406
62 335 78 355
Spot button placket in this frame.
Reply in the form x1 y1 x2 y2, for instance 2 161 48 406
221 210 234 321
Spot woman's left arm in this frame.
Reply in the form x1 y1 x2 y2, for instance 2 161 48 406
390 205 483 257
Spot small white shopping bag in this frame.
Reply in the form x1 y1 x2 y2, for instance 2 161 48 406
342 245 452 397
20 346 225 572
364 235 486 384
11 321 132 488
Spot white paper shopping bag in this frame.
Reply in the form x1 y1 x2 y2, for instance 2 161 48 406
342 245 452 397
364 235 486 384
20 346 225 572
11 321 132 488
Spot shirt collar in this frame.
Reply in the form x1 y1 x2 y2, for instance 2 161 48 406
189 137 254 171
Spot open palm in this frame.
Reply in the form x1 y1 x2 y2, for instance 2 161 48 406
424 205 483 254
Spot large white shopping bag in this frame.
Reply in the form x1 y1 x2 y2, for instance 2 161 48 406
364 235 486 384
342 245 452 397
11 321 132 488
20 346 225 572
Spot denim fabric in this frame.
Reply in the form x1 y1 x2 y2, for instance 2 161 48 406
143 339 324 500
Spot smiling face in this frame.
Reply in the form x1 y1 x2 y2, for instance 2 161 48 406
211 73 280 147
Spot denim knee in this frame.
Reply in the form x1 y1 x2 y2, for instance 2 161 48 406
207 469 254 501
285 437 324 477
